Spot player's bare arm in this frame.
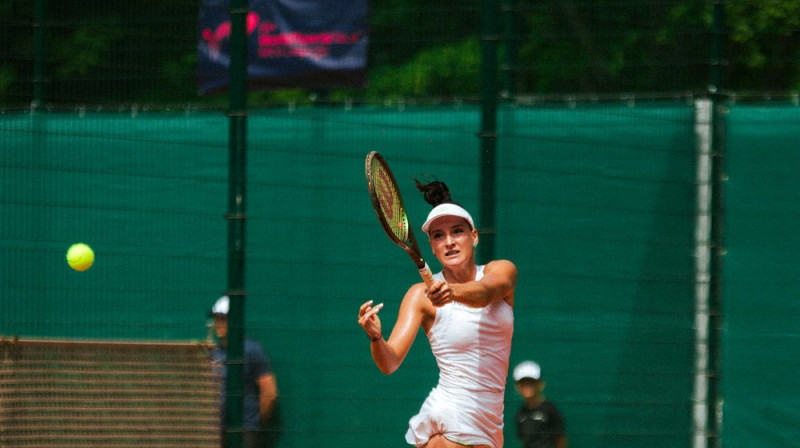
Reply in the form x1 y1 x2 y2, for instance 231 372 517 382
428 260 516 308
362 283 431 375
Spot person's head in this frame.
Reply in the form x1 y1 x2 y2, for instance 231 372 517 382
416 179 478 268
513 360 546 400
208 295 229 344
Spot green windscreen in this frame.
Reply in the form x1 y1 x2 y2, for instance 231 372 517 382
498 104 696 448
722 105 800 448
3 102 797 448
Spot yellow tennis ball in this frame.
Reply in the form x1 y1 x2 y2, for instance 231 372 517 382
66 243 94 272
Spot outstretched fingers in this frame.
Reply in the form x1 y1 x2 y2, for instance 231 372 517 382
358 300 384 320
358 300 384 339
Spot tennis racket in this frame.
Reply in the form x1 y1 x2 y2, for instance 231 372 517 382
365 151 434 287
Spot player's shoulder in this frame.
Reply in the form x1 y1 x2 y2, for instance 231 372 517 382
486 259 516 270
405 281 428 296
484 259 518 280
403 282 435 314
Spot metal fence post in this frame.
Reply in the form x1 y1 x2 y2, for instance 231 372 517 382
226 0 249 446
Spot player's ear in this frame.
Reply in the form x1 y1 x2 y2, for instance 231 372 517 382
472 229 479 247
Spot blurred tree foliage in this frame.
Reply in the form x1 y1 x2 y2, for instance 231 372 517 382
0 0 798 107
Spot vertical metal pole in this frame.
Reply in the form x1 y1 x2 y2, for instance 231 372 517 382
479 0 499 262
707 2 726 447
692 99 712 448
31 0 48 264
33 0 47 107
226 0 248 447
501 0 516 99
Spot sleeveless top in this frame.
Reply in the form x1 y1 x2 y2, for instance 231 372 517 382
405 265 514 447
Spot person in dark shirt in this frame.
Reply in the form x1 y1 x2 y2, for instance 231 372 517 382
209 296 282 448
513 361 567 448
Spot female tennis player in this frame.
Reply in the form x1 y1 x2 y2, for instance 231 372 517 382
358 179 516 448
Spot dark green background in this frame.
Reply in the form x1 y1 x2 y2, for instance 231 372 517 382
721 105 800 448
1 102 797 447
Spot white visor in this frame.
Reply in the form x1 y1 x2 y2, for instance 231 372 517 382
421 203 475 234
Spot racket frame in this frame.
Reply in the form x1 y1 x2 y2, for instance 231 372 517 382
365 151 434 286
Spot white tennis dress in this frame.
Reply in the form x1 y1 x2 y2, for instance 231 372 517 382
405 266 514 448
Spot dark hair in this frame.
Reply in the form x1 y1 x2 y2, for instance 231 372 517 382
414 177 454 207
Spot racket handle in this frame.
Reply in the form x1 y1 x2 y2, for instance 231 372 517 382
419 263 435 287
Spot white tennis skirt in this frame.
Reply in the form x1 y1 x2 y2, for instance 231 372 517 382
405 385 504 448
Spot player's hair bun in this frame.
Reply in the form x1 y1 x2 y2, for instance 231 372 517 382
414 178 452 207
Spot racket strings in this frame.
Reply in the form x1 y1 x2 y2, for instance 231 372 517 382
371 162 408 241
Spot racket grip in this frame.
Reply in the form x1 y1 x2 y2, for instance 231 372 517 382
419 263 435 287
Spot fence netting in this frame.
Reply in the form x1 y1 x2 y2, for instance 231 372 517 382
0 337 219 448
2 1 800 448
3 101 798 447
